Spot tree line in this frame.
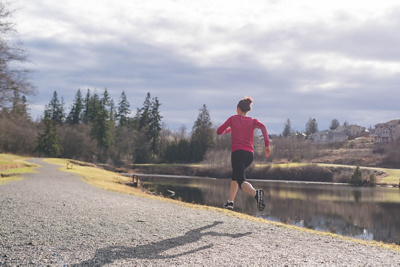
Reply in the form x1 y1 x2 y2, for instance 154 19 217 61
47 89 216 164
35 89 166 163
0 85 217 165
282 117 351 138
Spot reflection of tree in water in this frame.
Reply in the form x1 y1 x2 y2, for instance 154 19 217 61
352 190 362 203
267 196 400 244
371 203 400 244
142 182 206 204
134 176 400 245
74 221 251 266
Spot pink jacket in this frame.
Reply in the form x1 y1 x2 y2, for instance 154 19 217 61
217 115 270 153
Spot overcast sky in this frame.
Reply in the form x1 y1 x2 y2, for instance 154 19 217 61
13 0 400 134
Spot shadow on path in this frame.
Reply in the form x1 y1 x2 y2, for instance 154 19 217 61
74 221 251 266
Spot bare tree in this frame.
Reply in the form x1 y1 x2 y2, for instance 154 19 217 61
0 1 35 112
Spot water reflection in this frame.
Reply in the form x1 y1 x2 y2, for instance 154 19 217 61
126 174 400 245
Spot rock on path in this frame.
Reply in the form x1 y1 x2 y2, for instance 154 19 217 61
1 158 400 266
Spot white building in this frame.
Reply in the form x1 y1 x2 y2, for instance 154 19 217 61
309 130 348 144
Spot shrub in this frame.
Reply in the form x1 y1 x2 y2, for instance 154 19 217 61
0 116 38 155
368 173 377 186
372 146 385 154
349 166 363 186
380 140 400 168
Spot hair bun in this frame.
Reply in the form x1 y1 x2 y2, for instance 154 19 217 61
237 96 253 112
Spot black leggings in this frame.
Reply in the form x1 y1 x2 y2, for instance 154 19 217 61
231 150 253 188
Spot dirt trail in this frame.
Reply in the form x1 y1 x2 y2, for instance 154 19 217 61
1 158 399 266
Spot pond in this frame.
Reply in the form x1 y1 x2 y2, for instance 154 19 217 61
125 173 400 245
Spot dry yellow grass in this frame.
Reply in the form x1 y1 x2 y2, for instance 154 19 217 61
0 154 38 185
44 157 400 253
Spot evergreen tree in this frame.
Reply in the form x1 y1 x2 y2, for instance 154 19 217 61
163 138 191 163
191 104 215 161
282 118 292 137
138 92 151 130
20 95 28 118
163 140 179 162
148 97 162 156
61 96 66 122
35 111 63 157
349 166 363 186
305 117 318 135
131 92 163 162
82 89 102 124
46 91 65 124
82 89 91 123
67 89 84 124
330 119 340 131
91 89 114 150
89 91 101 123
102 88 112 111
117 91 131 127
109 99 116 123
133 128 152 163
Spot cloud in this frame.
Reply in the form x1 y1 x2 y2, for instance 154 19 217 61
13 0 400 134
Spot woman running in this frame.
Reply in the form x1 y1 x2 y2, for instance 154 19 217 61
217 96 271 211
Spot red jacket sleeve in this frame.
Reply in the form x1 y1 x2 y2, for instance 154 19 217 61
254 119 270 147
217 117 232 135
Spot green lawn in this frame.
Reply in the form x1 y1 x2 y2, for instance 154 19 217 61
378 168 400 184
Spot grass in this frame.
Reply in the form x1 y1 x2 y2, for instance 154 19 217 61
255 162 310 168
44 158 150 198
316 163 400 185
131 163 203 168
0 154 39 185
256 162 400 185
376 168 400 184
44 157 400 253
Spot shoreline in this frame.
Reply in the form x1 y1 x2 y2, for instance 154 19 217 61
123 172 400 188
2 158 400 265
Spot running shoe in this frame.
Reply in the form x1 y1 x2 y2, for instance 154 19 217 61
256 189 265 211
223 201 234 209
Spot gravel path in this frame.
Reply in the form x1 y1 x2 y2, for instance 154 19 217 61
1 158 400 266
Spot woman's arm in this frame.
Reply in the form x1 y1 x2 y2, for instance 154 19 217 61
265 146 271 157
217 117 232 135
259 123 271 157
254 119 270 147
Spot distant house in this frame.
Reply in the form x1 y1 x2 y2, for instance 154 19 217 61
370 119 400 143
290 132 307 139
309 130 348 143
333 124 366 139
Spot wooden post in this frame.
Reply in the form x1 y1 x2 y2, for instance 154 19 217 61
132 175 138 187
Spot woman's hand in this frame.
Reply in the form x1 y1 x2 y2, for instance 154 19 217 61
265 146 271 158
